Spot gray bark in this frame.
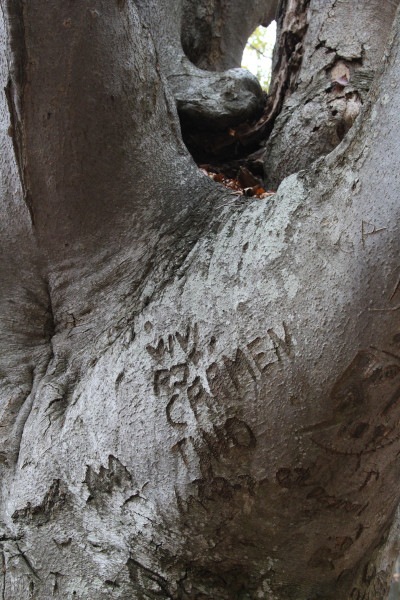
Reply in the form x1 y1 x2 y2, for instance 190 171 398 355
1 1 400 599
263 0 400 189
135 0 266 133
181 0 278 72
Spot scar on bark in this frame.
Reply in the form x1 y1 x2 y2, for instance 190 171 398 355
4 1 34 226
361 220 387 249
12 479 67 526
4 79 34 226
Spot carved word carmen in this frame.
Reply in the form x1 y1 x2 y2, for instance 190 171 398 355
145 321 294 468
147 321 293 418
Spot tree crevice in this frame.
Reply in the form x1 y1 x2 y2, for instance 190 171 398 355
1 2 400 599
179 0 311 182
3 1 33 226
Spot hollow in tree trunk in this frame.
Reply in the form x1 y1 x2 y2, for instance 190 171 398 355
1 1 400 599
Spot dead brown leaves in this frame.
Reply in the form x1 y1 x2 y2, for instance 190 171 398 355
200 165 275 200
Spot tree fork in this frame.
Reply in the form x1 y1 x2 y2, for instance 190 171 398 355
0 1 400 599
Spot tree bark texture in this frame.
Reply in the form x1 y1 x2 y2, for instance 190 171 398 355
181 0 278 72
1 1 400 599
263 0 400 188
135 0 268 134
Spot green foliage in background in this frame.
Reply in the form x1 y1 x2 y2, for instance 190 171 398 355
242 25 275 92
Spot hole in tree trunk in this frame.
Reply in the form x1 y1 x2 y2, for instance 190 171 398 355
241 21 276 93
180 22 277 181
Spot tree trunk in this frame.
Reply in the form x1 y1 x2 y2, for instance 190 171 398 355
1 1 400 599
263 0 400 189
181 0 278 72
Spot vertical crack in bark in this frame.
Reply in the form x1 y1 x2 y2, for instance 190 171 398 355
262 0 311 135
3 1 34 226
184 0 311 171
44 281 56 349
1 549 5 600
15 543 41 581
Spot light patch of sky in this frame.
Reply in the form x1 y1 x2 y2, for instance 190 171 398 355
241 20 277 92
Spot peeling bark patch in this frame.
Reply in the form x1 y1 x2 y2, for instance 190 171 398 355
330 61 350 84
327 61 363 139
351 566 392 600
85 455 132 502
126 558 173 599
12 480 66 526
264 0 311 128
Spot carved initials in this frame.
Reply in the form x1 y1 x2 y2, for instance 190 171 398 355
173 418 256 469
153 369 170 395
153 363 189 396
175 325 191 353
187 376 211 418
147 323 200 365
247 337 275 374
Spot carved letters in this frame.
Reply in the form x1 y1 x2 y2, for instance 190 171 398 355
267 322 294 360
150 320 293 402
146 321 293 471
173 417 256 464
147 323 200 364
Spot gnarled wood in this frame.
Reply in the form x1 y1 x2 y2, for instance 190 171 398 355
0 1 400 599
263 0 400 189
181 0 278 71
